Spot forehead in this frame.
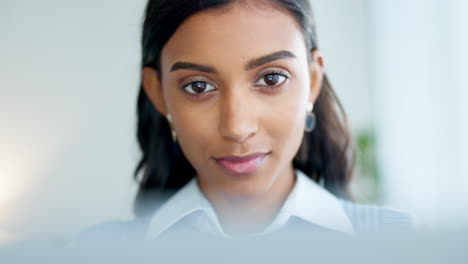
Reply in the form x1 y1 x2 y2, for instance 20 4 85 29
160 4 308 71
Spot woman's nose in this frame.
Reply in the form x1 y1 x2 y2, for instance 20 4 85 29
218 92 258 143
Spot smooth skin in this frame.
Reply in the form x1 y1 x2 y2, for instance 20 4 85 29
142 3 324 236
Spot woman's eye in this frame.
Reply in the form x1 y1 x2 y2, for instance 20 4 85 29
182 81 216 95
255 72 289 87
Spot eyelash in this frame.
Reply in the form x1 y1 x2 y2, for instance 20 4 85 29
180 70 290 97
255 70 290 88
181 79 216 98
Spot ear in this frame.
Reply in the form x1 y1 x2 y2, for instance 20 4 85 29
308 49 324 104
142 67 168 116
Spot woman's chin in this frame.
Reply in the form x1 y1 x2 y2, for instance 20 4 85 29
217 180 271 200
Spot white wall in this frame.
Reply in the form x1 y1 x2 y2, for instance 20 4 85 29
369 0 468 229
0 0 146 241
311 0 372 132
454 0 468 215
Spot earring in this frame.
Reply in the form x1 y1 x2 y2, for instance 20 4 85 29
305 101 316 133
166 114 177 142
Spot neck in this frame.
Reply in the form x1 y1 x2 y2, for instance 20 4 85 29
198 166 296 236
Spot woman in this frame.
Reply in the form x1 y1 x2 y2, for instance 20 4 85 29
82 0 413 242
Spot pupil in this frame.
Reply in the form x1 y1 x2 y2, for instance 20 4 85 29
265 74 279 86
192 82 206 93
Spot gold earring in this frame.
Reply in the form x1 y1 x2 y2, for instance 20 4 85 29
305 101 316 132
166 114 177 142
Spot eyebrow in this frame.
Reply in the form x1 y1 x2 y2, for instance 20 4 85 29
170 62 217 73
169 50 296 73
245 50 296 70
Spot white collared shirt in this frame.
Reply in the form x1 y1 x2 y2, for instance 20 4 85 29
146 169 355 240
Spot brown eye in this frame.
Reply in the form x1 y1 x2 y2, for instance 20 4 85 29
264 74 279 86
192 81 206 93
182 81 215 95
255 72 289 87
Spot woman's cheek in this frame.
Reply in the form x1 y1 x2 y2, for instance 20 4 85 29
268 92 304 128
174 109 215 155
265 94 305 154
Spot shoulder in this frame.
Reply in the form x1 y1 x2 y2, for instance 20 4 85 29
338 199 416 234
72 219 148 246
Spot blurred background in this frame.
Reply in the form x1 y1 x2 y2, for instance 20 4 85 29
1 0 467 243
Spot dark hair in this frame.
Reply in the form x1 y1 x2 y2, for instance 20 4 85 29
134 0 355 217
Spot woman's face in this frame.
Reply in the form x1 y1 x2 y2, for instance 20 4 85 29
143 4 323 200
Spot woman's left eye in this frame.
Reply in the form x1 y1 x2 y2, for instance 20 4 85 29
255 71 289 87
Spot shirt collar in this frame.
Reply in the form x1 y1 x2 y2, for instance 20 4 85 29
146 169 354 240
145 176 219 240
284 169 355 235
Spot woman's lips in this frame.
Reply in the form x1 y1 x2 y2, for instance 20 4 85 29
213 152 269 176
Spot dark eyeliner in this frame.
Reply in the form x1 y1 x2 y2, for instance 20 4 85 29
268 70 290 79
180 79 216 98
256 69 291 90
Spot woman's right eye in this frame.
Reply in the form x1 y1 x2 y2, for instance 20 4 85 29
182 81 216 95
